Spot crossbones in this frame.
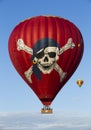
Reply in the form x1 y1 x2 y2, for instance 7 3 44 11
17 38 75 83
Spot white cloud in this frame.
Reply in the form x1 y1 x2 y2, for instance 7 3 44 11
0 112 91 130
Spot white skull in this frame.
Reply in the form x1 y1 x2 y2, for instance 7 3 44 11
33 46 60 74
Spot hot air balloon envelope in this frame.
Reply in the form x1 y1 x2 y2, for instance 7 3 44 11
8 15 84 113
77 79 83 87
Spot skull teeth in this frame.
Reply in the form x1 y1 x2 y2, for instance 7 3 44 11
43 66 50 69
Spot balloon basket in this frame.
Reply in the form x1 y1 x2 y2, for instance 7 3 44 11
41 106 53 114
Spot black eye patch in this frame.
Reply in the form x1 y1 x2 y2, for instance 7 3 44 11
36 50 44 59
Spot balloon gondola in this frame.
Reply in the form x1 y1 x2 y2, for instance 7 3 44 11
8 15 84 114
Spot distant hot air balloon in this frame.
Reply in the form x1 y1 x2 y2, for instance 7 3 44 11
8 15 84 113
77 79 83 87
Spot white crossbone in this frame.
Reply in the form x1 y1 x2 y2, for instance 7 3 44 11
54 63 67 82
17 39 33 55
24 66 33 83
17 38 75 83
59 38 75 55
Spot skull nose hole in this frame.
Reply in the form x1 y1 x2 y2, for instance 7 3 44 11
44 56 48 62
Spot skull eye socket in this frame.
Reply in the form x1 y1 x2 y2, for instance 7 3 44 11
48 52 56 58
36 51 44 59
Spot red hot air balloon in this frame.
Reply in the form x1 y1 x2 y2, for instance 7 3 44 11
8 16 84 113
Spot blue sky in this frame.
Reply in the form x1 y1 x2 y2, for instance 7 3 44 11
0 0 91 128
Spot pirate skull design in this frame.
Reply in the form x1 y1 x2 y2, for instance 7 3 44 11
17 38 75 83
35 46 59 74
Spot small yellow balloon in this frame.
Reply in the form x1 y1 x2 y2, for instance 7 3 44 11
76 79 83 87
